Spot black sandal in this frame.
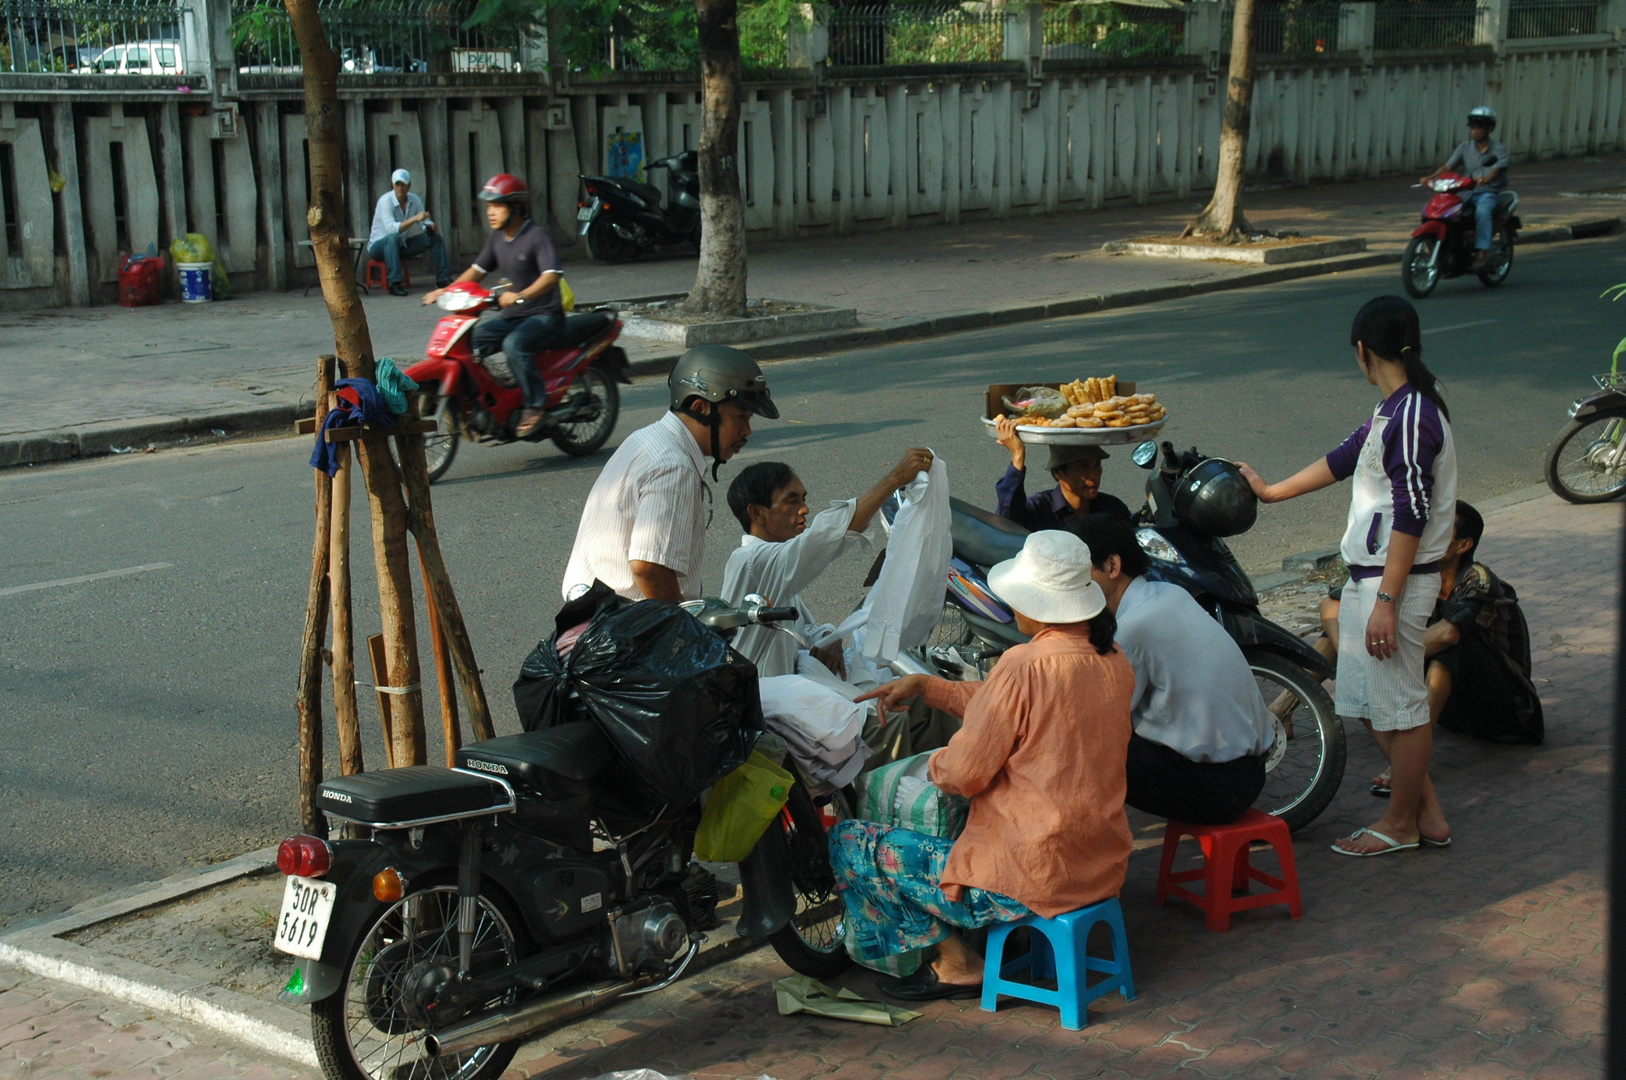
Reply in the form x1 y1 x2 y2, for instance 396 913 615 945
879 966 982 1002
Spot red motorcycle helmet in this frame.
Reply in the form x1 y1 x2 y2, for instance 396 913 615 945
478 173 528 208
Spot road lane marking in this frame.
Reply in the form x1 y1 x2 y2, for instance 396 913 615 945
1136 371 1203 386
1422 319 1499 335
0 563 174 598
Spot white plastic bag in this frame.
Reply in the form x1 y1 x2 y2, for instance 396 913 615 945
842 456 952 662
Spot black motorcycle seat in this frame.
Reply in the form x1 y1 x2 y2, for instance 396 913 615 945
559 311 614 348
456 722 617 797
624 179 665 206
318 766 510 826
950 496 1029 570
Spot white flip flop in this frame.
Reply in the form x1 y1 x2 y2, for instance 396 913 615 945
1330 827 1419 858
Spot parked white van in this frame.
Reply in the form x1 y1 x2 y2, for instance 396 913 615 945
85 40 183 75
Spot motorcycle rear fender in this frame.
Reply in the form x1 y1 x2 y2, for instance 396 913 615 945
1571 390 1626 419
735 817 796 939
593 340 633 384
1220 606 1335 681
1411 221 1449 240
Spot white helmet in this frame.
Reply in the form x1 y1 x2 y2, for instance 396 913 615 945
1468 105 1497 131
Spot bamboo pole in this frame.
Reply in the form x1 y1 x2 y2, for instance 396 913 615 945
397 428 495 741
366 633 397 768
419 547 462 766
330 441 363 775
295 355 336 836
359 442 428 769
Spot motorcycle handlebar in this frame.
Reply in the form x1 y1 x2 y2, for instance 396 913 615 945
754 606 800 623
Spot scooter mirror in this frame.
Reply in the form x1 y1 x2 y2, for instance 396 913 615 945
1131 441 1159 469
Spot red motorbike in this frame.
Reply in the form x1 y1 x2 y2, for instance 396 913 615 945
1401 172 1520 299
403 282 631 482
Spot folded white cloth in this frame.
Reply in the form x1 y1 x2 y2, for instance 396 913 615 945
758 675 865 755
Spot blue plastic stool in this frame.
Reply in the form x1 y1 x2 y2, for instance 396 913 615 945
980 898 1135 1030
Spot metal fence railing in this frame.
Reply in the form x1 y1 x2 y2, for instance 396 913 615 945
1247 0 1343 54
826 4 1005 66
1 0 186 74
1042 3 1183 59
230 0 522 74
1373 0 1484 49
1507 0 1601 37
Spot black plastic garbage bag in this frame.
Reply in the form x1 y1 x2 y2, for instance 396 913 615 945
513 586 762 807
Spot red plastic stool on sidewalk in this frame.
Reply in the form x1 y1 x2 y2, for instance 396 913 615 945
1155 808 1303 932
364 259 408 293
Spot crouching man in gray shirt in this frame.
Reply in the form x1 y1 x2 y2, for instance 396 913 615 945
1074 517 1276 825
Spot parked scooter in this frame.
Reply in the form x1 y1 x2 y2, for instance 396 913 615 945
403 281 631 483
272 595 854 1080
1545 370 1626 503
1401 172 1521 298
913 440 1345 833
578 150 701 263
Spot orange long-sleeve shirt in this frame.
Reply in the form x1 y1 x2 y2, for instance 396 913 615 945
925 624 1135 918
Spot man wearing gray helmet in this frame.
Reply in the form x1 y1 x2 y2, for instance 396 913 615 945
561 345 778 604
1421 106 1509 272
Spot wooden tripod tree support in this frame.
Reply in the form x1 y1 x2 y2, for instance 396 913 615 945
286 0 491 829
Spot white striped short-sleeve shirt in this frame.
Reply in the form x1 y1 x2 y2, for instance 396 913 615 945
561 411 710 601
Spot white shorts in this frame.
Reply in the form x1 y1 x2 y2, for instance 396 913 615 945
1335 573 1438 732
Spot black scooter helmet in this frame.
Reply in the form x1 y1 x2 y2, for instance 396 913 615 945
1173 458 1258 537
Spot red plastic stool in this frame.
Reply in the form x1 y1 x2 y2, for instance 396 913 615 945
1155 808 1303 932
364 258 408 293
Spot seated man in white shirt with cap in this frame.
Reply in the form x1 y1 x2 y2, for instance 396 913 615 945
367 168 452 295
1073 516 1276 825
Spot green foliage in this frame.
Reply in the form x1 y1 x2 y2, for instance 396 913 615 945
1043 2 1181 60
739 0 809 71
1603 283 1626 372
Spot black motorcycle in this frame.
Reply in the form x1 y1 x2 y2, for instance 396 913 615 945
578 150 701 264
915 440 1345 833
1545 371 1626 503
272 596 851 1080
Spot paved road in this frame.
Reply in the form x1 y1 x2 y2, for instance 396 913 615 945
1 238 1621 930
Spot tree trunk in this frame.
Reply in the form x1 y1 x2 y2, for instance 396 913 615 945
1184 0 1256 241
295 355 336 835
683 0 747 317
288 0 427 767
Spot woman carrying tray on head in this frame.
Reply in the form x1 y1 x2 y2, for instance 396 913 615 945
994 419 1135 531
1237 295 1458 858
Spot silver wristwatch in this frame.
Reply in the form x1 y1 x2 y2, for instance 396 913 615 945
1376 591 1397 604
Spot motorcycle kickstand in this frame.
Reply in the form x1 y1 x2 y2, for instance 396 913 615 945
456 821 483 981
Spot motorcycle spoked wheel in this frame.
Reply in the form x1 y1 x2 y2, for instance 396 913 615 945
422 392 462 483
550 364 621 457
586 217 639 264
1249 650 1345 833
1477 228 1514 288
312 884 524 1080
766 784 854 980
1401 235 1441 299
1544 413 1626 503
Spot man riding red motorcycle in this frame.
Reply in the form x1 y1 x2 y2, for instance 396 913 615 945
424 173 562 438
1421 106 1510 274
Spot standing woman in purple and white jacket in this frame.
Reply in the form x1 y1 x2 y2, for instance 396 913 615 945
1239 296 1458 857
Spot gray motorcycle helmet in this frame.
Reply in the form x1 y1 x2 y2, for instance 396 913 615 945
668 345 780 420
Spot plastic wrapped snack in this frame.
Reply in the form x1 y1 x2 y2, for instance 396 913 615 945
1000 386 1067 420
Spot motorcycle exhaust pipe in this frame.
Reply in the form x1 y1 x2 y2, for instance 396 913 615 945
424 975 647 1058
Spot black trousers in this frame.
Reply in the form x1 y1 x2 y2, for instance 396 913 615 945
1125 733 1267 825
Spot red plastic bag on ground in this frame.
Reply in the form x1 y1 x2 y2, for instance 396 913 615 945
118 254 163 307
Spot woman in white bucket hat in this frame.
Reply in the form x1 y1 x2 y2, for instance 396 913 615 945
833 530 1136 1001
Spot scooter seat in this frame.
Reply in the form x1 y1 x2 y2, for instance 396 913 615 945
318 766 511 826
624 179 665 206
950 496 1029 571
456 721 617 799
558 311 614 348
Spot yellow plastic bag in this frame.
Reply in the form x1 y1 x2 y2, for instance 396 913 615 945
558 276 575 312
693 751 793 863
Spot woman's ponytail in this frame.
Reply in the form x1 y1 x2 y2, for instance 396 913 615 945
1088 607 1117 655
1350 295 1450 421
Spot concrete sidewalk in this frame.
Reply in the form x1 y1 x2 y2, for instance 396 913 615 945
1 487 1613 1079
5 153 1626 469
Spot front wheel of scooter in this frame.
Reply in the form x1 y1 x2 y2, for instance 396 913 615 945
421 391 462 483
766 784 854 980
1401 235 1440 299
1248 650 1345 833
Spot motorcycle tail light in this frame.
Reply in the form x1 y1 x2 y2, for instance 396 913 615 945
373 867 406 902
277 834 332 878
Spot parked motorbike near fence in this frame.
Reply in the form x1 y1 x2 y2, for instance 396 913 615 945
911 440 1345 833
272 595 854 1080
578 150 702 263
403 281 630 483
1402 172 1520 299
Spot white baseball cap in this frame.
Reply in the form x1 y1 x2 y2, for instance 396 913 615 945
987 530 1108 625
391 168 411 185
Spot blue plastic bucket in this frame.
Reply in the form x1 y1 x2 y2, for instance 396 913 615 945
177 262 212 303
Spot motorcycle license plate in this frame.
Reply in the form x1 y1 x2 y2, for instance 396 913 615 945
576 207 594 221
273 875 336 960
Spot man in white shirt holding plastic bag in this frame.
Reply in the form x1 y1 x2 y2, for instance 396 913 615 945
722 447 956 764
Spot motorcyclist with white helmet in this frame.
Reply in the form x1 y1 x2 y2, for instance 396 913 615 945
561 345 778 604
1422 106 1510 272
